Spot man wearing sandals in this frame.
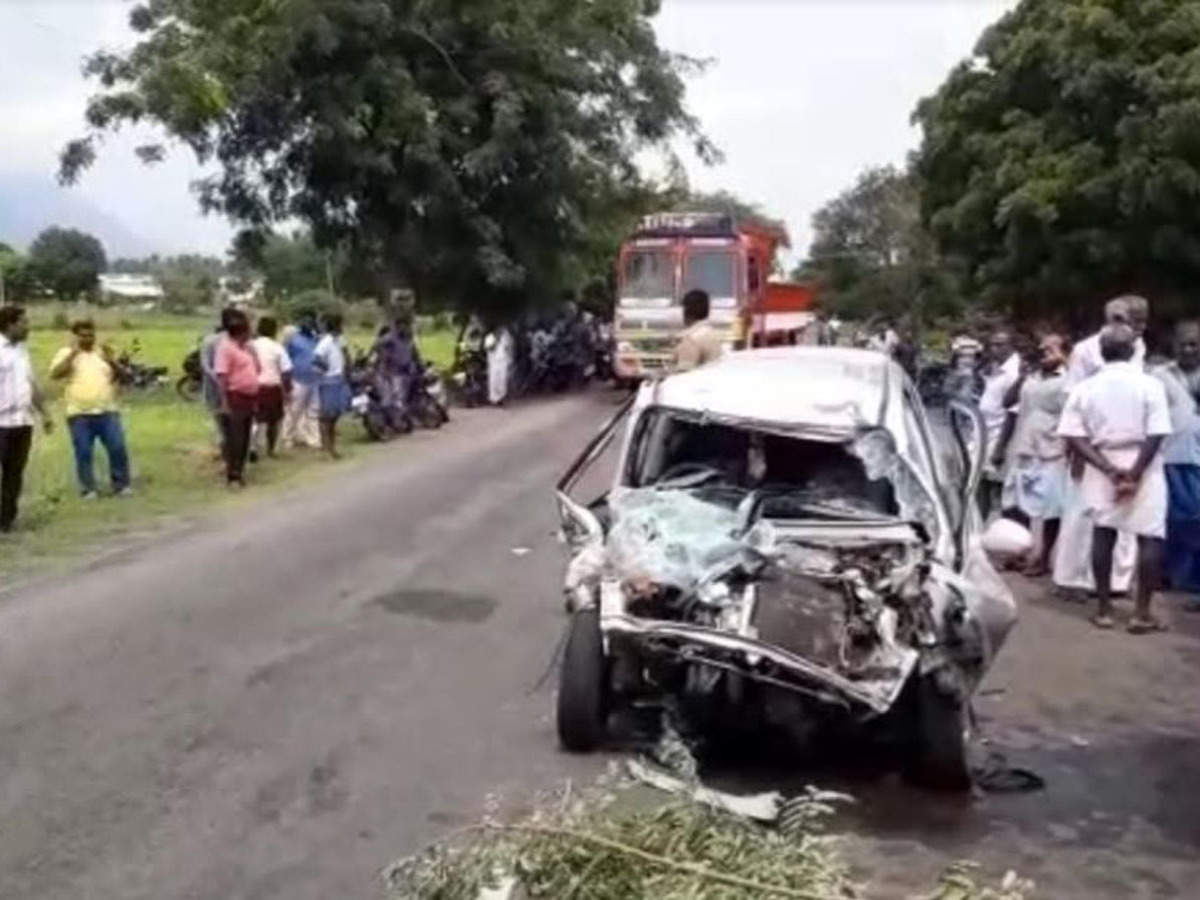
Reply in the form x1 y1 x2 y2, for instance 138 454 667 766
1058 324 1172 633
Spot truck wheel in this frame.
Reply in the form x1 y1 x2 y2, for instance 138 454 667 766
556 609 609 752
905 673 971 791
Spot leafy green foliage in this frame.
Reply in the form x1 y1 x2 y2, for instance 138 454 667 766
63 0 714 319
797 166 959 322
385 778 1034 900
913 0 1200 325
0 243 37 304
28 227 107 301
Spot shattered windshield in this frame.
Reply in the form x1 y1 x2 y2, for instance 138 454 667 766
627 410 901 522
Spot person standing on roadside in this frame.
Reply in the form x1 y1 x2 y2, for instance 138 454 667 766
213 309 260 487
1153 320 1200 609
673 289 723 372
251 316 291 458
0 306 53 533
375 315 421 425
282 309 321 450
977 328 1021 519
1058 323 1171 633
993 333 1071 575
313 312 349 459
1054 296 1148 597
48 319 132 498
201 308 237 457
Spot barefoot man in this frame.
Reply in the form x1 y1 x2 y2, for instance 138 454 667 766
1058 323 1171 632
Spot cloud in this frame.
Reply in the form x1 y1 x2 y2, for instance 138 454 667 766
654 0 1016 264
0 0 1016 263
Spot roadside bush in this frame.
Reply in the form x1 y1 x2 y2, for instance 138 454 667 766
275 289 340 325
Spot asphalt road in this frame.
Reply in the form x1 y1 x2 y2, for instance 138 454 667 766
2 390 1199 899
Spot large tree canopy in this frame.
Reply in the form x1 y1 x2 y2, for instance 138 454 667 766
28 227 107 301
62 0 714 316
796 165 957 322
914 0 1200 325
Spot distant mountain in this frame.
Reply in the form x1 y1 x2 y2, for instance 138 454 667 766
0 172 154 259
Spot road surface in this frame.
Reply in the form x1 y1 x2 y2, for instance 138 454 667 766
1 391 1198 899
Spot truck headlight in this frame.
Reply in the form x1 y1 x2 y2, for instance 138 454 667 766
617 341 635 354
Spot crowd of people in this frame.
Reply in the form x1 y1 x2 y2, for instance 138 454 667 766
0 303 442 533
964 295 1199 634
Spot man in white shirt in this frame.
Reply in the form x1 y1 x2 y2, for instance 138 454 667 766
993 333 1070 575
0 306 53 532
1053 295 1149 595
251 316 292 458
977 328 1021 518
1064 295 1148 388
1058 324 1172 633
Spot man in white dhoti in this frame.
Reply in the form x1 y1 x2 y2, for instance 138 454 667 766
993 332 1070 575
1058 324 1172 632
1053 296 1149 595
487 324 513 406
978 328 1022 519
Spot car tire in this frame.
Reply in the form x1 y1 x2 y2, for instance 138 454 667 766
906 672 971 791
556 608 609 753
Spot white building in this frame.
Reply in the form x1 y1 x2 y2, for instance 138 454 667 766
98 273 165 302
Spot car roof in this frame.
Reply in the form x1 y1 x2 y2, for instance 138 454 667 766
638 347 905 435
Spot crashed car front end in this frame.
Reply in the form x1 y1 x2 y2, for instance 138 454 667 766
558 411 1017 724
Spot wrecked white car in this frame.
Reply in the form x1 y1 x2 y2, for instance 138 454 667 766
555 348 1018 789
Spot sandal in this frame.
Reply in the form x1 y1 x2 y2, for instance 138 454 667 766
1127 617 1167 635
1090 614 1116 630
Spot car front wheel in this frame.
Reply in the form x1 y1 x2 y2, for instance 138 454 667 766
905 672 971 791
556 608 609 752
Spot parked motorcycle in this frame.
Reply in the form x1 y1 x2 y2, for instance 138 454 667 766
177 348 204 401
409 363 450 429
348 357 411 441
115 340 170 390
451 346 488 408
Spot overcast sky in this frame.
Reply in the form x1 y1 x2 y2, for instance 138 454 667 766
0 0 1016 262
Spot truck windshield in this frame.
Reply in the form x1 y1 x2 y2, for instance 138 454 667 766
620 250 674 303
683 251 736 301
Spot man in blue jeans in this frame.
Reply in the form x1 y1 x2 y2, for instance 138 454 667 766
49 319 132 498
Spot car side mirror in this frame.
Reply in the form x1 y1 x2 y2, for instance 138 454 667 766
556 490 603 551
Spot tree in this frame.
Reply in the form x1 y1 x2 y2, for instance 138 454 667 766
0 243 36 304
914 0 1200 327
61 0 715 319
796 165 958 322
27 227 106 301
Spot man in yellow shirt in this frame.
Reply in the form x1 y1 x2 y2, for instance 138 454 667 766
672 289 724 372
49 320 132 498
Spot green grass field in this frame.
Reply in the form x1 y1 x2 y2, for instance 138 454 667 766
2 305 456 576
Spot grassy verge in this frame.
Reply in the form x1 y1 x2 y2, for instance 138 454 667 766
1 307 456 578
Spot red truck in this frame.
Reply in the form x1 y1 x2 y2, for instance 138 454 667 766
612 211 817 381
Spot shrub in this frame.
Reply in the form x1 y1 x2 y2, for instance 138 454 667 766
51 312 70 330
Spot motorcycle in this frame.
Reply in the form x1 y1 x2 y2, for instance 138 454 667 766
115 340 170 390
451 345 489 408
348 356 411 441
409 363 450 429
177 348 204 401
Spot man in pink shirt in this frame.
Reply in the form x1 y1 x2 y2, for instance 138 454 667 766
213 309 260 486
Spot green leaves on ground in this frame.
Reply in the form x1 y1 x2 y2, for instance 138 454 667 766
913 0 1200 324
63 0 714 316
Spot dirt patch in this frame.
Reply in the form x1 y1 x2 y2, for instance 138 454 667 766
373 589 498 623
